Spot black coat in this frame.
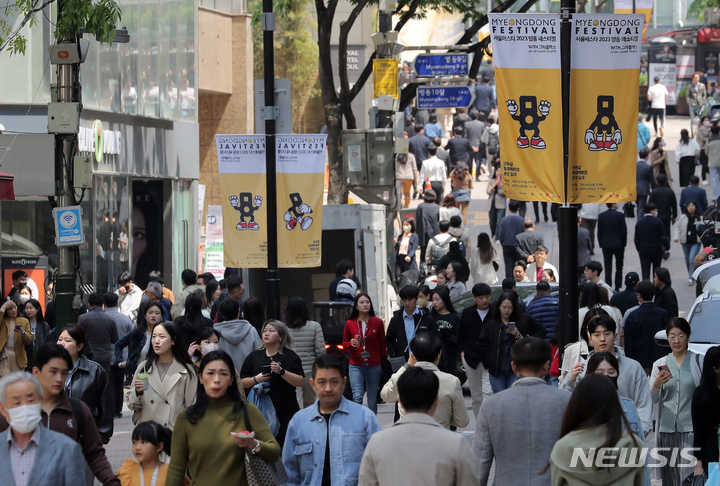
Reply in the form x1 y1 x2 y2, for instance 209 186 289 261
648 186 678 221
478 316 547 375
68 354 113 444
458 306 492 369
577 226 592 267
623 302 671 369
445 136 473 166
385 309 438 360
692 385 720 464
415 202 440 247
610 288 639 315
597 208 627 249
634 215 666 252
654 285 679 318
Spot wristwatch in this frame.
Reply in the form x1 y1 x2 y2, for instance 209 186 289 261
252 441 262 455
279 367 286 376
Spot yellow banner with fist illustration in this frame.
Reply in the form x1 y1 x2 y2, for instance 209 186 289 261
216 134 326 268
569 14 643 203
489 14 564 203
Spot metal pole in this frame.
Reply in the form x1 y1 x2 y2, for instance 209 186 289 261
262 0 280 319
54 0 79 334
557 0 579 352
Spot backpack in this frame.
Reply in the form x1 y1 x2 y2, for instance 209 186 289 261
69 397 86 443
430 236 452 263
487 131 499 155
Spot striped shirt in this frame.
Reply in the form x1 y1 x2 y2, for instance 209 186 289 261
7 426 40 486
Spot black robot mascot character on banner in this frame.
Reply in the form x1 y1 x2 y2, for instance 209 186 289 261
585 95 622 152
284 193 313 231
229 193 263 231
506 95 551 149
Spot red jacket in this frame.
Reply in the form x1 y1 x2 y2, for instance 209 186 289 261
342 317 387 366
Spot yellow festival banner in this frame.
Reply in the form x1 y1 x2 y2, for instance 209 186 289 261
569 14 643 203
614 0 653 42
216 134 326 268
217 135 268 268
489 14 564 203
275 135 326 267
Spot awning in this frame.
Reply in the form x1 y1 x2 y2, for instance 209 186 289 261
699 28 720 43
0 172 16 200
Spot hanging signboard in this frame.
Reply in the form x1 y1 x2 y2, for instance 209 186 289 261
569 14 643 203
216 134 326 268
488 13 564 202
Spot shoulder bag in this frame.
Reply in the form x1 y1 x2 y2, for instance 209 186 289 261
242 404 288 486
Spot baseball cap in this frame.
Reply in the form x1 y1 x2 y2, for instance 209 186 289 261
335 278 358 300
624 272 640 287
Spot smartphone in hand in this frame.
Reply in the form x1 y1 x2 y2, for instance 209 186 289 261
658 364 672 378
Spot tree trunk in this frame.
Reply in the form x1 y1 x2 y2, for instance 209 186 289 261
325 103 347 204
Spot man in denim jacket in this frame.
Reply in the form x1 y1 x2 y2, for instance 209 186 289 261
283 354 381 485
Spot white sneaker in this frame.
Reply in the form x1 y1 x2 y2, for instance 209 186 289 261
703 180 709 186
688 278 694 285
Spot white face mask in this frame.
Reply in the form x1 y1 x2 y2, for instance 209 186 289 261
661 141 667 147
7 403 42 434
403 225 411 233
201 343 219 355
18 294 30 303
705 121 711 127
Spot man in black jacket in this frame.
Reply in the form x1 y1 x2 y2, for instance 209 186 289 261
623 280 671 372
610 272 640 316
458 283 493 418
634 202 666 280
385 286 438 361
444 126 473 171
648 173 677 244
597 203 627 291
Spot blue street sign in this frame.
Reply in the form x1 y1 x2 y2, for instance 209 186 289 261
413 54 469 77
52 206 85 247
416 86 475 109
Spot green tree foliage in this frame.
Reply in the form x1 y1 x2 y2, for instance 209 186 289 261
251 0 321 133
1 0 121 55
686 0 717 20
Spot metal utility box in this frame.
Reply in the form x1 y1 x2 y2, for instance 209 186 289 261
342 128 393 187
366 129 393 186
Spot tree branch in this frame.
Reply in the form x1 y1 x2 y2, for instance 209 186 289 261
393 0 423 33
0 0 55 54
338 0 369 129
348 50 375 102
456 0 518 45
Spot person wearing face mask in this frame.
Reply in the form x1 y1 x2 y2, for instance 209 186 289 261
697 116 711 186
417 285 433 313
395 217 419 277
188 328 245 397
0 371 87 485
17 285 32 307
0 299 34 376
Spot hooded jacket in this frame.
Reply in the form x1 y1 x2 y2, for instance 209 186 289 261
213 319 261 371
550 426 645 486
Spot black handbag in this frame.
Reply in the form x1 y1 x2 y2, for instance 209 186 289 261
623 202 635 218
242 405 288 486
681 471 708 486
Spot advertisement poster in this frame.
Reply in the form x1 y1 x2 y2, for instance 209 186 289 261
488 13 564 202
649 43 678 106
204 205 225 279
569 14 643 203
216 135 268 268
2 257 47 312
216 134 326 268
276 135 327 267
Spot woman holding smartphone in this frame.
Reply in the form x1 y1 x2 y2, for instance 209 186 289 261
342 293 387 414
649 317 702 485
0 299 34 375
478 292 546 393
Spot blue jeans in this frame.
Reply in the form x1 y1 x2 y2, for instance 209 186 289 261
489 370 516 393
549 376 559 388
682 242 701 278
349 363 381 414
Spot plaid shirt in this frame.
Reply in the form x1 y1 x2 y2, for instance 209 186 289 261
7 426 40 486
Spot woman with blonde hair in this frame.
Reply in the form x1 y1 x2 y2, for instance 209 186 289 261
240 320 304 446
449 162 473 221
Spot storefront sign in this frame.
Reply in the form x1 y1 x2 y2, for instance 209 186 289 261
649 43 677 106
569 14 643 203
216 134 327 268
2 257 48 312
489 13 564 203
204 205 225 279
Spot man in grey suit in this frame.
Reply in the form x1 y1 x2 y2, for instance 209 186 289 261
0 372 86 486
636 148 655 218
473 337 571 486
360 367 479 486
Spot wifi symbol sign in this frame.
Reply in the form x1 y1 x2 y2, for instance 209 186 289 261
59 211 77 229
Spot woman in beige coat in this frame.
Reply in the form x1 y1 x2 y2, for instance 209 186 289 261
127 321 197 430
0 299 33 375
395 152 418 208
650 137 673 186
